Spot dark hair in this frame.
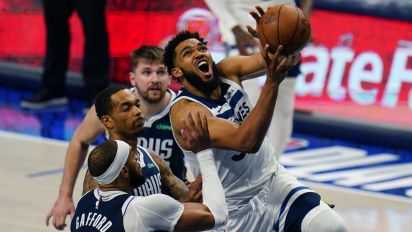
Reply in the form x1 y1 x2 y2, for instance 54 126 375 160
163 31 207 79
130 46 164 72
88 140 117 177
95 85 128 119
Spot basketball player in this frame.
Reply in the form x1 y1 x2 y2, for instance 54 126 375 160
204 0 314 159
164 23 346 232
71 111 227 231
45 46 190 230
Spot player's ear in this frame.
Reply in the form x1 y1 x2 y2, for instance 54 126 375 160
122 166 128 177
172 67 183 80
129 71 136 87
101 116 114 129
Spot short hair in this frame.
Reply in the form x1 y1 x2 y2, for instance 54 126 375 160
130 45 164 72
163 31 207 78
88 140 117 177
95 85 128 119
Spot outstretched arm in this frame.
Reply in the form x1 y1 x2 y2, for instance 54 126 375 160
46 105 105 230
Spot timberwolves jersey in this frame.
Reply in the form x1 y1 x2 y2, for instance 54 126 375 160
133 145 162 197
71 189 133 232
172 78 280 210
135 89 186 180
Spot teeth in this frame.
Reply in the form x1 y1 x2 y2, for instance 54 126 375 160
197 60 207 67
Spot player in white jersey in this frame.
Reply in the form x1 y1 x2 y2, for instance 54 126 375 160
204 0 314 159
163 13 346 232
72 109 228 231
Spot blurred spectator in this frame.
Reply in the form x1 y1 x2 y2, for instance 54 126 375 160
21 0 110 110
204 0 313 159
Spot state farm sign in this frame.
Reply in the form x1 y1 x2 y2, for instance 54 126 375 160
297 46 412 108
295 10 412 126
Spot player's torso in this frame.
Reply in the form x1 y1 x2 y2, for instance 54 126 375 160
71 190 132 232
173 78 278 207
133 88 185 180
138 111 186 180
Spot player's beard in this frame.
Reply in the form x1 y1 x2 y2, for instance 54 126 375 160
136 86 166 104
129 168 146 188
183 62 220 95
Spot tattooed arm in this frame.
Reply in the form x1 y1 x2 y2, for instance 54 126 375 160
148 150 192 203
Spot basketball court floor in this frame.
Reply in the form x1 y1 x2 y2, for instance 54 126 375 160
0 86 411 232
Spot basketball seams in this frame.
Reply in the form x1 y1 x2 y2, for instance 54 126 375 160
284 6 300 53
260 8 277 52
258 4 310 55
277 5 283 50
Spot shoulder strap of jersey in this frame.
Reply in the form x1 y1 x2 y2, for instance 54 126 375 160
136 145 160 170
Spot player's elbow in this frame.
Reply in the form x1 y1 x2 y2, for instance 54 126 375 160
236 138 262 153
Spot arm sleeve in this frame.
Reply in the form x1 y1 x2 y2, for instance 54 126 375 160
124 194 184 232
197 149 228 229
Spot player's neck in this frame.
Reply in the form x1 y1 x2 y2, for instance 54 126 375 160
140 91 171 118
99 183 130 194
110 134 137 148
185 83 221 100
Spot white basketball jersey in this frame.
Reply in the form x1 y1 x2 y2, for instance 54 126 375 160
172 78 281 210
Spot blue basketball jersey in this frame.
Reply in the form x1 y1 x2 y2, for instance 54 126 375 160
71 189 134 232
137 89 186 180
133 145 162 196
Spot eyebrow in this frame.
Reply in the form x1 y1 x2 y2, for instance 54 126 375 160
180 42 204 55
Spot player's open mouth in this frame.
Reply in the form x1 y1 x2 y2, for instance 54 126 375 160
196 59 211 77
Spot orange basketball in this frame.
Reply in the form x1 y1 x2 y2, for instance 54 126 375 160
258 4 311 55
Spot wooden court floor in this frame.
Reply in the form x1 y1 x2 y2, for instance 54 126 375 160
0 130 411 232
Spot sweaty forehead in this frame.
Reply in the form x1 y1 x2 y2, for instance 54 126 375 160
111 89 136 104
175 38 202 53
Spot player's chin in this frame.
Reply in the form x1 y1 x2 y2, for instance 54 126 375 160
147 95 162 102
132 121 144 131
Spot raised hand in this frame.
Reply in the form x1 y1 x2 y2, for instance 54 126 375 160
232 26 258 55
262 45 298 84
246 5 265 39
180 111 211 154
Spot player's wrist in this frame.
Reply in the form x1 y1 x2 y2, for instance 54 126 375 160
196 149 213 159
58 188 74 198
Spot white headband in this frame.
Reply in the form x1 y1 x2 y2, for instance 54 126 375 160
94 140 130 185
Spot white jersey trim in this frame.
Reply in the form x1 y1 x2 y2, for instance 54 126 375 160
121 195 136 216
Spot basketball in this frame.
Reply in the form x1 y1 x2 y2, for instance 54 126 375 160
257 4 311 55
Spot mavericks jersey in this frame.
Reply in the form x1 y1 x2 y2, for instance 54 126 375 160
172 78 280 210
71 189 133 232
135 89 186 180
133 145 162 196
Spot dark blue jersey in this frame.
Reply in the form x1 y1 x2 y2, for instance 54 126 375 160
133 145 162 196
71 189 134 232
137 89 186 180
